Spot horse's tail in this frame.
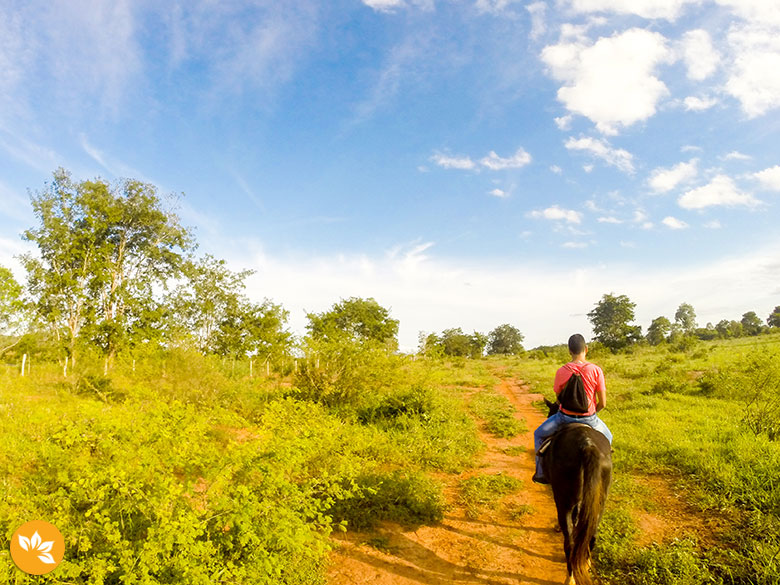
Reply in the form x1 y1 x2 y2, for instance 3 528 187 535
570 444 610 585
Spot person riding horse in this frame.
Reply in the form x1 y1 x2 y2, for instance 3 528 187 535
532 334 613 484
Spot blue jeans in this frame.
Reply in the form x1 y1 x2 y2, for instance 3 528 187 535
534 412 613 478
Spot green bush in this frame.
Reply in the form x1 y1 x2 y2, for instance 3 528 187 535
328 470 445 531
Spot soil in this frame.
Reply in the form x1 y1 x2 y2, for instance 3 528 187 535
326 378 569 585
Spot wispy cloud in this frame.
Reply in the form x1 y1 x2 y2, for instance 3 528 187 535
432 148 532 171
528 205 582 224
564 136 634 173
662 216 689 229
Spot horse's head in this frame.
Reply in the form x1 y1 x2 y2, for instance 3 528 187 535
544 397 560 418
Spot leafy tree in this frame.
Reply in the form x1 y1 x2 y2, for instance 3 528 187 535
646 316 672 345
675 302 697 334
695 323 718 341
487 324 525 355
587 293 642 351
741 311 763 336
21 169 192 365
306 297 399 348
470 331 488 358
440 328 472 357
168 255 254 352
768 306 780 328
418 332 443 357
211 299 291 361
0 265 24 334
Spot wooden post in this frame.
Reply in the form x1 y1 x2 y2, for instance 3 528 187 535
132 358 136 373
266 359 270 376
21 354 27 377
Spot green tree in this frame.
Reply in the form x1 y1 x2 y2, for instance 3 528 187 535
168 255 255 353
21 169 192 365
440 328 472 357
487 324 525 355
768 306 780 328
646 316 672 345
587 293 642 351
741 311 763 336
211 298 291 361
470 331 488 358
306 297 399 348
0 265 24 334
675 302 697 334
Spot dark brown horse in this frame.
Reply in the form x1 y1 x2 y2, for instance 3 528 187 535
540 399 612 585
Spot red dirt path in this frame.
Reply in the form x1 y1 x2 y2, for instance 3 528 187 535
326 378 570 585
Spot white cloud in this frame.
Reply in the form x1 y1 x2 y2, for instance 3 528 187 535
565 136 634 173
480 148 532 170
754 166 780 191
678 175 760 209
550 165 563 174
681 29 720 80
554 115 573 130
362 0 406 12
528 205 582 224
431 153 476 170
226 237 780 351
725 24 780 118
662 216 689 229
432 148 531 171
489 188 508 197
597 216 622 224
583 164 594 173
562 241 588 248
564 0 701 20
683 95 718 111
526 2 547 40
715 0 780 28
542 28 674 134
648 159 698 193
704 220 722 229
722 151 751 161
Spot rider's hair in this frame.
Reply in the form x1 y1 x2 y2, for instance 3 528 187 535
568 334 587 355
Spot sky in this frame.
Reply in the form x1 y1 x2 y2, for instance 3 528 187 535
1 0 780 351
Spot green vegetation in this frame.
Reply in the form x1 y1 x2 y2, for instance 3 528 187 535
469 390 526 438
458 473 523 519
503 332 780 585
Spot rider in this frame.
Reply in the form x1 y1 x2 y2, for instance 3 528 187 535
532 333 613 484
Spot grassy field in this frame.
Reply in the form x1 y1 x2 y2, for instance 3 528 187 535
502 332 780 585
2 334 780 583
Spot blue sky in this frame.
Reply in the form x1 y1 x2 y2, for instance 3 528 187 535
1 0 780 350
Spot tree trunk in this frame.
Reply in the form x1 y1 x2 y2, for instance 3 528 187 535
21 354 27 376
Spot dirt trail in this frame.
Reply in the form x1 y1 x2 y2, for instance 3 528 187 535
327 378 569 585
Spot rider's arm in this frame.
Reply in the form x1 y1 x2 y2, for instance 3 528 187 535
595 370 607 412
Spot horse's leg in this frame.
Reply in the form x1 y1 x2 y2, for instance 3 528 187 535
558 507 575 584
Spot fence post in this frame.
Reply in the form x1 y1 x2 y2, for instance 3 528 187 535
21 354 27 377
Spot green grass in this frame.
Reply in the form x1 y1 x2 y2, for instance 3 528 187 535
506 332 780 585
469 389 526 438
458 473 523 519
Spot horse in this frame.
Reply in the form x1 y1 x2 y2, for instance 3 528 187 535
539 399 612 585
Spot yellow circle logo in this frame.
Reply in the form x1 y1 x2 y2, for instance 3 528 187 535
10 520 64 575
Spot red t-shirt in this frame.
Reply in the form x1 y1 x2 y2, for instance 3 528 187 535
553 361 606 416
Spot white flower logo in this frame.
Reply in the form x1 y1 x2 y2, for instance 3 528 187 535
18 531 56 564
